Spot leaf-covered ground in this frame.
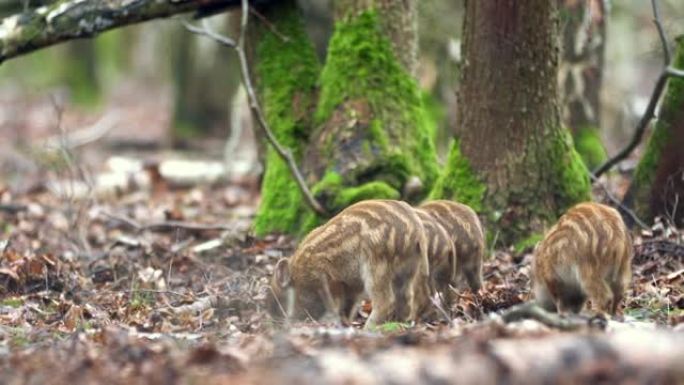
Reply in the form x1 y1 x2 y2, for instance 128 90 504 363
0 93 682 384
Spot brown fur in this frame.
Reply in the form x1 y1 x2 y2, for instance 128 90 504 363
267 199 430 329
418 200 485 291
532 202 633 315
413 209 457 317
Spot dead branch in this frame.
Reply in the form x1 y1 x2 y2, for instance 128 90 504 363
101 211 232 233
589 172 649 230
593 0 684 177
183 1 328 217
0 0 278 63
499 302 601 331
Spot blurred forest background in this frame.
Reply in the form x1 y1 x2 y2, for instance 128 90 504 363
1 0 682 190
0 1 683 383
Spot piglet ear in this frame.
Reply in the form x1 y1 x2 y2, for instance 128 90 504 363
274 258 291 288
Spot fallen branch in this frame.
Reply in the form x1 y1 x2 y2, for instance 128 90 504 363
183 1 328 217
499 302 601 331
593 0 684 177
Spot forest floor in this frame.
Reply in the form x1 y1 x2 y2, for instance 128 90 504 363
0 92 683 384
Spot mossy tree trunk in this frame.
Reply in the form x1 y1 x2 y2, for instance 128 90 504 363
559 0 607 169
431 0 590 246
624 37 684 227
253 0 438 235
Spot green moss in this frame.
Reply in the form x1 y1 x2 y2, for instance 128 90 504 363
513 233 543 254
633 120 670 191
374 321 410 333
252 3 321 236
421 91 444 145
336 182 399 207
573 126 607 170
310 170 399 212
429 139 486 212
551 130 592 217
315 10 438 193
661 36 684 119
0 297 23 308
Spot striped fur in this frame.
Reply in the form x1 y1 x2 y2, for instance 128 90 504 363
532 202 633 315
413 208 457 316
418 200 486 291
267 199 430 329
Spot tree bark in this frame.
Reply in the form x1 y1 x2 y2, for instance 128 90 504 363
625 37 684 227
254 0 438 235
559 0 608 169
430 0 590 246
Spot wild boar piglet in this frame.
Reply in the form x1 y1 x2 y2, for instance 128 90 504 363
418 200 485 292
533 202 633 315
413 208 457 316
267 199 430 328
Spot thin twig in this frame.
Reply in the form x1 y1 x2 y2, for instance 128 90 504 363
249 7 290 43
429 295 452 326
182 2 328 217
118 289 188 297
589 173 649 230
651 0 671 66
593 1 684 178
666 66 684 78
593 73 667 177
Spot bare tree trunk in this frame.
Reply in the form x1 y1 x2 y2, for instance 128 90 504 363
431 0 590 247
559 0 608 169
624 37 684 227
